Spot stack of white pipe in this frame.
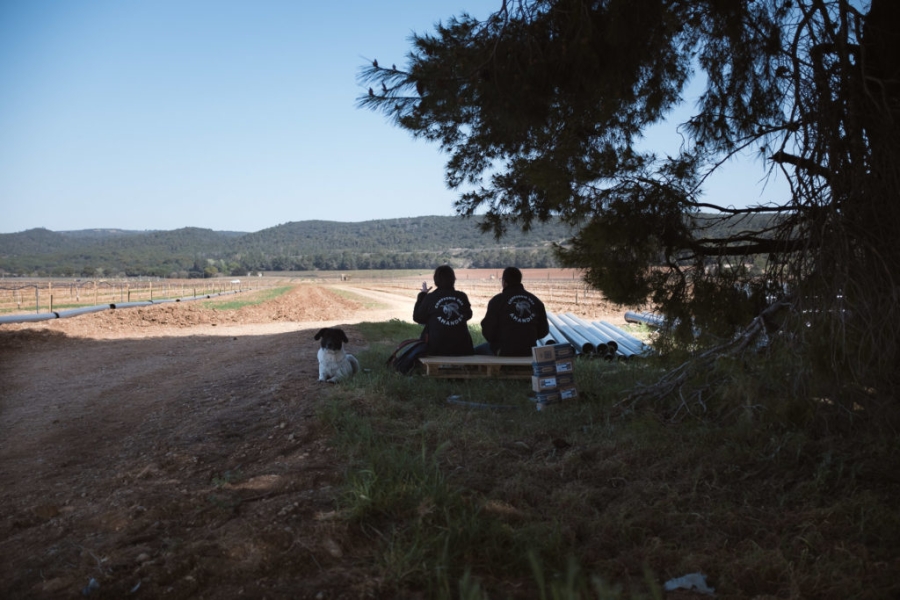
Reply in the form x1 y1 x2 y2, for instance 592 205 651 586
538 321 568 346
555 313 616 359
547 313 595 354
534 312 654 359
590 320 652 358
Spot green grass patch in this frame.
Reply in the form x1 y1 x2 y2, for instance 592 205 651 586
1 286 287 315
329 287 388 309
201 286 293 310
315 323 900 599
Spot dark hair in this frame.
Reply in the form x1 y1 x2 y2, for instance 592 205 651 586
433 265 456 289
502 266 522 286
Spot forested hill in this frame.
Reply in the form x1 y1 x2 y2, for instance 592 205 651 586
0 216 574 278
234 218 572 254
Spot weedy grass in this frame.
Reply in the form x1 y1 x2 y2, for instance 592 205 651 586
0 285 287 315
201 285 293 310
316 321 900 599
328 287 389 309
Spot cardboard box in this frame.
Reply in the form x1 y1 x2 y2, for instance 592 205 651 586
531 343 575 362
532 375 559 392
534 389 562 404
534 385 578 405
555 344 576 359
532 361 557 376
531 346 555 363
558 385 578 400
554 359 574 374
532 359 575 376
556 373 574 387
531 373 575 392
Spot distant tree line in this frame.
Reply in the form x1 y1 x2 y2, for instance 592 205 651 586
0 214 774 278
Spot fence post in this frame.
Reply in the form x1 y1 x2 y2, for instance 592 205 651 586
35 288 39 314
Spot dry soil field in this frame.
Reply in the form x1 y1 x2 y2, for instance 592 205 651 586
0 271 627 599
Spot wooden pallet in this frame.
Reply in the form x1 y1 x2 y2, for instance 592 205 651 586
418 355 534 379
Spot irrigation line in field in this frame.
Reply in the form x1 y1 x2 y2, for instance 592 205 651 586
0 290 245 325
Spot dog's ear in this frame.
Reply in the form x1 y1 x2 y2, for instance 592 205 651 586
340 330 349 343
314 329 325 340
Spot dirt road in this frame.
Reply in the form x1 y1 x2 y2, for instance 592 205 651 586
0 284 420 599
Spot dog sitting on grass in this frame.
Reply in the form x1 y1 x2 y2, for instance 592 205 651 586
315 327 360 383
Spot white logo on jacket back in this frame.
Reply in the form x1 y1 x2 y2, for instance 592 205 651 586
436 297 464 326
508 295 535 323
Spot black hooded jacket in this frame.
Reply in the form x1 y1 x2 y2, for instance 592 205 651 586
413 287 474 356
480 283 549 356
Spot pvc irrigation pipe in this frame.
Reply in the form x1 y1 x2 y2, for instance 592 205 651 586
550 315 637 359
591 321 644 355
546 322 567 346
547 313 595 354
110 301 154 309
55 305 114 318
593 321 653 357
591 322 639 358
556 314 633 359
561 313 620 358
0 312 58 324
605 321 651 355
556 313 614 358
624 310 668 328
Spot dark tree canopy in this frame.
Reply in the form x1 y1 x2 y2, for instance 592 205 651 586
360 0 900 394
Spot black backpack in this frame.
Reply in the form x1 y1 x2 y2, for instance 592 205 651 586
386 338 428 374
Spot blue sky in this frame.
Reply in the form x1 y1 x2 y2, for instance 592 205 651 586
0 0 787 234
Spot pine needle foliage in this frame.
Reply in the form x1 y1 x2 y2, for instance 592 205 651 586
360 0 900 400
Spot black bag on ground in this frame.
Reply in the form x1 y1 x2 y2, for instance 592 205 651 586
387 338 428 374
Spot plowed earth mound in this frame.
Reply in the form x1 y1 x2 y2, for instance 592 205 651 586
0 285 415 600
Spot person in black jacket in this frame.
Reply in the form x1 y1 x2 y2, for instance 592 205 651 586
477 267 550 356
413 265 474 356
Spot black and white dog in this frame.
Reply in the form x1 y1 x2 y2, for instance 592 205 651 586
314 327 361 383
